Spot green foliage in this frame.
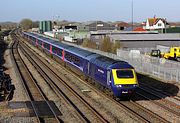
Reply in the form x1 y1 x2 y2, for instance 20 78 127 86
20 19 33 30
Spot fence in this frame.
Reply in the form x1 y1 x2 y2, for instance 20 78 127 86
117 49 180 83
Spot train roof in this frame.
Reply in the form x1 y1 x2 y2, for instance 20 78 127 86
90 56 133 69
110 61 134 69
90 56 118 68
65 46 94 58
85 54 101 61
23 32 134 69
24 32 72 49
52 41 72 49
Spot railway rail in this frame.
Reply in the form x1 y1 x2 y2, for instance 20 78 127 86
14 33 109 123
16 32 171 123
135 86 180 117
117 100 168 123
10 34 61 123
140 82 180 102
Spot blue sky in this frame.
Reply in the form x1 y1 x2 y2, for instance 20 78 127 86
1 0 180 22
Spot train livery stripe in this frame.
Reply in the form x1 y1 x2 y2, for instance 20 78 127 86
62 50 65 61
50 45 52 54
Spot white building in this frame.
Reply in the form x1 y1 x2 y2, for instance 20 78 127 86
143 17 169 30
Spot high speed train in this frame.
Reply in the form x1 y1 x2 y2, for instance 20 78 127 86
23 32 138 98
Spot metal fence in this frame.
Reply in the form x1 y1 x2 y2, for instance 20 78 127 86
63 41 180 83
117 49 180 83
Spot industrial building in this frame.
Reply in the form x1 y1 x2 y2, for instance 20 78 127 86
39 21 52 33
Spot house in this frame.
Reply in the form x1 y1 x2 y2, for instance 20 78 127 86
114 22 130 30
143 17 169 30
133 27 146 32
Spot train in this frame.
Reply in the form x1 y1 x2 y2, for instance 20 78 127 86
22 32 138 98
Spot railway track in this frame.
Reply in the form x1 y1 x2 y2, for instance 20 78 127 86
140 82 180 102
10 34 61 123
117 100 168 123
16 32 171 123
135 86 180 117
14 34 109 123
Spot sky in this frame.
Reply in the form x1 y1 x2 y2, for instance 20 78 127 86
0 0 180 23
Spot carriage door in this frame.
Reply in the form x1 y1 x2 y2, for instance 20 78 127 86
107 70 111 86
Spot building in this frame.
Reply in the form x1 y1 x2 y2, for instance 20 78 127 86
39 21 52 33
85 21 115 31
114 22 130 30
143 17 169 30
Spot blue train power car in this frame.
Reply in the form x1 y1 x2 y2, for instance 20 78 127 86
23 32 138 97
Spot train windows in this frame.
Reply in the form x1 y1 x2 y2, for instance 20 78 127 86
38 40 42 45
116 69 134 78
52 46 62 56
32 37 36 42
65 53 80 65
44 42 50 50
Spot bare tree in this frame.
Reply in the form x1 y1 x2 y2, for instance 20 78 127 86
100 36 112 52
82 38 96 49
111 40 121 54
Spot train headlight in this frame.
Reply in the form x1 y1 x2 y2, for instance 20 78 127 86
116 85 122 88
133 84 138 87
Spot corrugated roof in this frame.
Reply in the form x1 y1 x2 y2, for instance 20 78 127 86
110 33 180 41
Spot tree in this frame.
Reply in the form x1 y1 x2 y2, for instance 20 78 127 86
32 21 39 28
82 38 97 49
20 19 33 30
100 36 113 52
111 40 121 54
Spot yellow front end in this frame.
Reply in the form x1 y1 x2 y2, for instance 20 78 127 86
112 69 138 85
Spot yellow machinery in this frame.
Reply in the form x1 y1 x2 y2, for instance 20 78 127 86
163 47 180 61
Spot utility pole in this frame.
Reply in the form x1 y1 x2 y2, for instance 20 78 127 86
132 0 134 30
165 18 167 33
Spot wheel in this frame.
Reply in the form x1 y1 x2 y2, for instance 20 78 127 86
177 57 180 62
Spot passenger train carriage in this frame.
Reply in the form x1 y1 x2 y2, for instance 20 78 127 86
23 32 138 97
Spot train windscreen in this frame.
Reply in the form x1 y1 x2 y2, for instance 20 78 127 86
116 69 134 78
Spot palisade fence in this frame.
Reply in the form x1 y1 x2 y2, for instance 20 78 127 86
63 41 180 83
116 49 180 83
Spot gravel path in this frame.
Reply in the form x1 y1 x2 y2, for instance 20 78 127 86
0 40 36 122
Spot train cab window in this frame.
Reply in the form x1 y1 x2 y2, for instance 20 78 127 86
116 69 134 78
